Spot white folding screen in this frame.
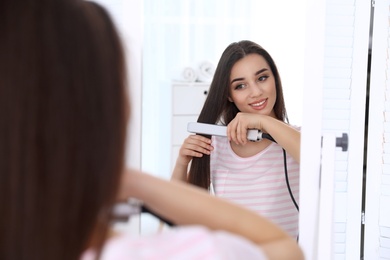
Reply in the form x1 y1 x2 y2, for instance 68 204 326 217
323 0 371 259
301 0 371 258
365 0 390 258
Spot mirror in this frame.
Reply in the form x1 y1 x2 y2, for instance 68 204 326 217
141 0 307 234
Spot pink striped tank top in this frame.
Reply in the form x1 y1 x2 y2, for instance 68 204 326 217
211 136 300 238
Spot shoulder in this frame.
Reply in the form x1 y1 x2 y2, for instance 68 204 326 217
81 226 267 260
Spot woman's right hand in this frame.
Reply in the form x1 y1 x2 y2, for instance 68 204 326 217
176 134 213 167
171 135 213 182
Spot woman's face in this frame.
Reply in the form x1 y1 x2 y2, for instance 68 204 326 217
228 53 277 118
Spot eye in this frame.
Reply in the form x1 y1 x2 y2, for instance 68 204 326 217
258 75 269 82
234 83 245 90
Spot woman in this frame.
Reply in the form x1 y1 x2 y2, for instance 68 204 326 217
0 1 303 259
172 40 301 238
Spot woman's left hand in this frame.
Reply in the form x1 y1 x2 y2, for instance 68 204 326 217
227 112 301 162
227 112 267 145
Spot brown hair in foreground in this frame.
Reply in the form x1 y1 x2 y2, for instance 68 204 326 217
0 0 127 259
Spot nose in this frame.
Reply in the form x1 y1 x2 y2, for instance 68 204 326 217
249 81 263 97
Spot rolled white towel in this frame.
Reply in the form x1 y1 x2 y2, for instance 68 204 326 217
197 60 215 82
181 66 198 82
171 66 198 82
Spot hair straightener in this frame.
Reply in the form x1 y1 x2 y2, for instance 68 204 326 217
187 122 276 142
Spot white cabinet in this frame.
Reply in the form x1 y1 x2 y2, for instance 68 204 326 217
171 82 209 170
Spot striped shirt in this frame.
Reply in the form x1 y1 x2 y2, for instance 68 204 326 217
210 135 300 238
81 226 267 260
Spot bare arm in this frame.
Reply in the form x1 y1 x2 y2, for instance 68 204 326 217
119 169 304 260
259 116 300 162
227 113 301 162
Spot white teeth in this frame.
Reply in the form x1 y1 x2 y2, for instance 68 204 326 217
252 100 266 106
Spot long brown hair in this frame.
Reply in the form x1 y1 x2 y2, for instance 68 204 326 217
188 40 287 189
0 1 127 259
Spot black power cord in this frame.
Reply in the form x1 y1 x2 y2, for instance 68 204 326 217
262 134 299 211
282 148 299 242
263 135 299 241
283 148 299 211
141 205 175 227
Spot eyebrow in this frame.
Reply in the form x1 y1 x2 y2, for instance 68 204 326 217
230 68 269 85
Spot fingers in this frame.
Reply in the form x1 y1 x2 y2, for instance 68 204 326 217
181 135 213 157
227 113 263 145
227 121 247 145
176 135 213 166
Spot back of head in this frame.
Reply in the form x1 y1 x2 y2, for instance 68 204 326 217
0 1 127 259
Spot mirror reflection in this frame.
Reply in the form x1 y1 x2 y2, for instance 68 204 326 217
141 0 306 234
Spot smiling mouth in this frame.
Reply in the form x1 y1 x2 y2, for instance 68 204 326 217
250 99 267 107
